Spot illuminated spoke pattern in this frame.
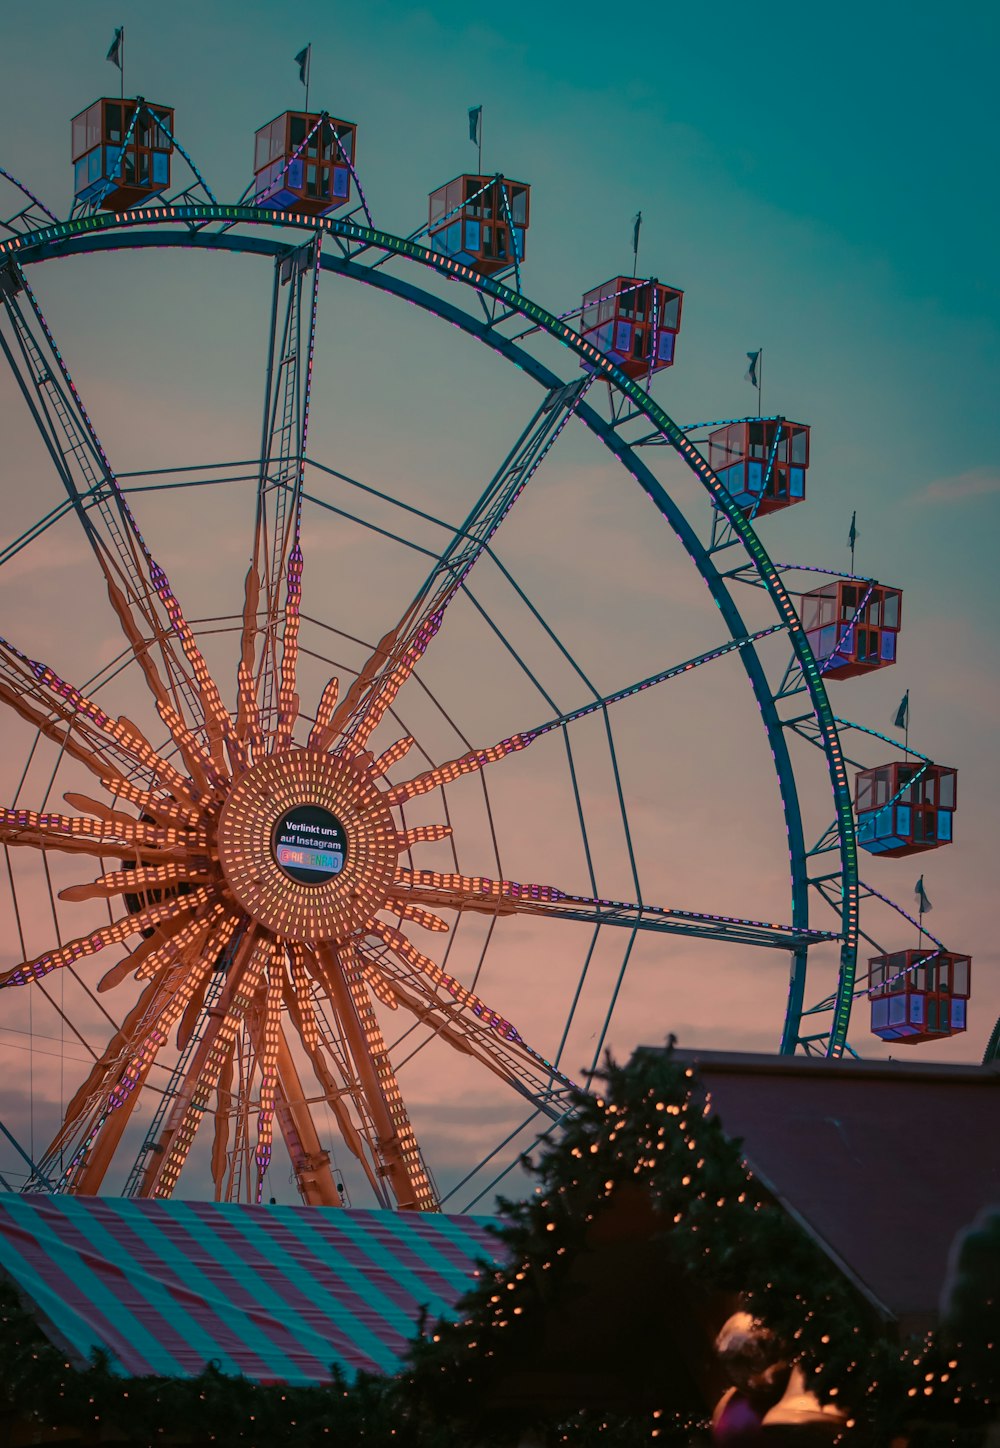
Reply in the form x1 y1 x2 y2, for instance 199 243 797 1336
0 264 213 732
0 410 604 1205
244 236 322 741
391 870 835 950
333 378 591 752
0 195 872 1209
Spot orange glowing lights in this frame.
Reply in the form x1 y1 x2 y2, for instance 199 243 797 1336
0 481 585 1210
217 748 400 941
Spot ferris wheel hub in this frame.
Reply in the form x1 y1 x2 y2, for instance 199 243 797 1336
216 747 399 943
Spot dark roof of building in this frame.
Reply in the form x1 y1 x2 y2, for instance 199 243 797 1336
662 1048 1000 1335
0 1194 501 1384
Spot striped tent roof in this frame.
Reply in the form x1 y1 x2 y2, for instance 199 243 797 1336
0 1194 502 1384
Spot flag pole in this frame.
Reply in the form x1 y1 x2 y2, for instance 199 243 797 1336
914 875 931 947
849 512 856 574
120 26 125 103
757 347 762 418
478 108 483 175
305 45 311 114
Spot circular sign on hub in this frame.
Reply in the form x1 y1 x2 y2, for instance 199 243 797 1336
218 750 399 941
273 803 348 885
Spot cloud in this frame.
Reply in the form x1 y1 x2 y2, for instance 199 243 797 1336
910 468 1000 505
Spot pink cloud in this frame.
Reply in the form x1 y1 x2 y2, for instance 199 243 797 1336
911 468 1000 505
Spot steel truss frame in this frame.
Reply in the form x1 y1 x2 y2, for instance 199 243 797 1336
0 202 876 1209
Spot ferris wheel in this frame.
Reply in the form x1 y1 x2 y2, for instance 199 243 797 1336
0 84 972 1211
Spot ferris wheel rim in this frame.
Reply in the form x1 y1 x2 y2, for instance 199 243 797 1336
0 202 859 1068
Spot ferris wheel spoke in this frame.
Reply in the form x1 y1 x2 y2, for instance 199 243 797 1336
46 908 239 1194
372 625 787 813
92 776 203 831
284 940 321 1051
58 859 212 904
51 968 171 1166
211 1036 238 1201
0 634 206 803
93 901 232 997
304 674 340 752
62 973 168 1129
267 1021 348 1207
96 566 232 790
54 968 189 1195
331 377 592 753
383 735 530 805
0 667 136 790
251 961 285 1201
366 921 575 1096
364 943 577 1113
390 871 835 950
0 264 235 745
141 931 271 1198
313 940 438 1210
0 883 215 988
274 542 303 753
0 638 231 831
285 975 392 1207
282 938 382 1198
0 804 208 863
243 238 322 749
369 733 415 777
148 558 238 774
237 558 266 753
109 911 241 1114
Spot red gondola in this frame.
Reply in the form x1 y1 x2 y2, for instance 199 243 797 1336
427 175 529 275
579 277 683 379
869 949 970 1044
71 98 174 210
856 762 956 856
253 111 357 216
802 580 902 678
707 418 809 516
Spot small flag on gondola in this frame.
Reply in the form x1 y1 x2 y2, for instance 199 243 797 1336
106 27 124 71
468 105 482 146
848 510 858 553
892 690 909 730
915 876 932 914
632 211 642 260
746 350 761 389
294 45 311 86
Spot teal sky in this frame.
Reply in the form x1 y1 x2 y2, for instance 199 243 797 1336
3 0 997 509
0 1 997 1203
